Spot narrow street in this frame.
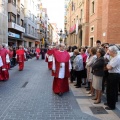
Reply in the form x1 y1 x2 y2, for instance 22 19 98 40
0 58 119 120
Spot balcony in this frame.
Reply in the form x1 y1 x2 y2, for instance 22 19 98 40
8 22 25 33
8 0 16 6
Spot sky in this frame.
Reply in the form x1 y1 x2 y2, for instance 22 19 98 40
42 0 65 31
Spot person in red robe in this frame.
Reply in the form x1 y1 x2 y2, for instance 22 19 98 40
52 43 71 96
35 47 41 60
0 44 9 81
46 46 53 70
16 45 25 71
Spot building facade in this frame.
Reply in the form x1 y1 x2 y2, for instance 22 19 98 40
65 0 120 47
51 23 59 45
24 0 39 48
8 0 25 47
48 23 53 45
0 0 8 45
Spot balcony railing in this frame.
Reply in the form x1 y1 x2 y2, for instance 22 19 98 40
8 0 16 6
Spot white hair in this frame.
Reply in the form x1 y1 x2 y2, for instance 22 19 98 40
109 45 119 54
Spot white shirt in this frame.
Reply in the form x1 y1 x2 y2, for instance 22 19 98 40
69 52 73 57
52 56 72 79
6 54 10 63
108 55 120 73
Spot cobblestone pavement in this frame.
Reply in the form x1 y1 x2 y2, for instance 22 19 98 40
0 58 119 120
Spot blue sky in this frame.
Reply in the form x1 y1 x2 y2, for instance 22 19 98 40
42 0 65 31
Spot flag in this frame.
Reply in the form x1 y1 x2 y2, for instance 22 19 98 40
76 20 78 34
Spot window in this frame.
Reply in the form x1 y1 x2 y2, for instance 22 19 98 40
28 10 31 19
21 19 24 27
28 24 30 34
17 14 20 25
90 37 94 47
90 26 94 32
8 12 16 23
92 1 95 14
21 4 24 13
11 13 16 22
32 27 34 35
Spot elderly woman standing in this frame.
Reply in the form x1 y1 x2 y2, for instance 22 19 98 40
92 48 105 104
86 47 97 96
73 49 84 88
105 46 120 110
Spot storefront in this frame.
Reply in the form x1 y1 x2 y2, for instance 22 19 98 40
8 32 24 47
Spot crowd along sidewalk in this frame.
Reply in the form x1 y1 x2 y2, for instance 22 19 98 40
70 82 120 120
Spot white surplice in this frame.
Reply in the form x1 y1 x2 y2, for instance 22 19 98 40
6 54 10 63
52 52 71 79
0 56 3 67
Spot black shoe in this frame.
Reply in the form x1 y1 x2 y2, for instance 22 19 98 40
105 107 115 110
76 86 81 88
58 93 63 96
85 86 89 88
86 88 90 91
82 83 86 85
74 84 78 86
104 103 108 106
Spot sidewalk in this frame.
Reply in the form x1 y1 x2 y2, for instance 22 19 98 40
70 82 120 120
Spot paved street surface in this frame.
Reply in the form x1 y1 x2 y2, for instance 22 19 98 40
0 58 119 120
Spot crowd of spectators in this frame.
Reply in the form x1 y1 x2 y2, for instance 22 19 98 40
68 40 120 110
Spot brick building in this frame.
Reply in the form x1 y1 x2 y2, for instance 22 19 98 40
65 0 120 47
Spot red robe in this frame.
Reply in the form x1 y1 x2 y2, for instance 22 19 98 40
46 49 53 70
16 49 24 71
52 50 70 94
0 48 9 81
36 48 41 60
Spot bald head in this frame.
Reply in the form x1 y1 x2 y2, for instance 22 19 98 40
59 43 65 51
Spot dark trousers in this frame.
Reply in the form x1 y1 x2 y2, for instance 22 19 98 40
12 58 16 66
119 81 120 92
102 70 109 92
75 71 82 87
106 73 119 109
70 68 76 82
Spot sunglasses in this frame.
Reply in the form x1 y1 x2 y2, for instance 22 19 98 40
105 47 109 48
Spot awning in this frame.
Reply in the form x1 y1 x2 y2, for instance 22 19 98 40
35 40 40 44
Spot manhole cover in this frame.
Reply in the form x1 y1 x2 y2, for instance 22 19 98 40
90 106 108 114
22 82 28 88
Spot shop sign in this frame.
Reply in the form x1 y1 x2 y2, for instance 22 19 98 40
8 32 20 38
